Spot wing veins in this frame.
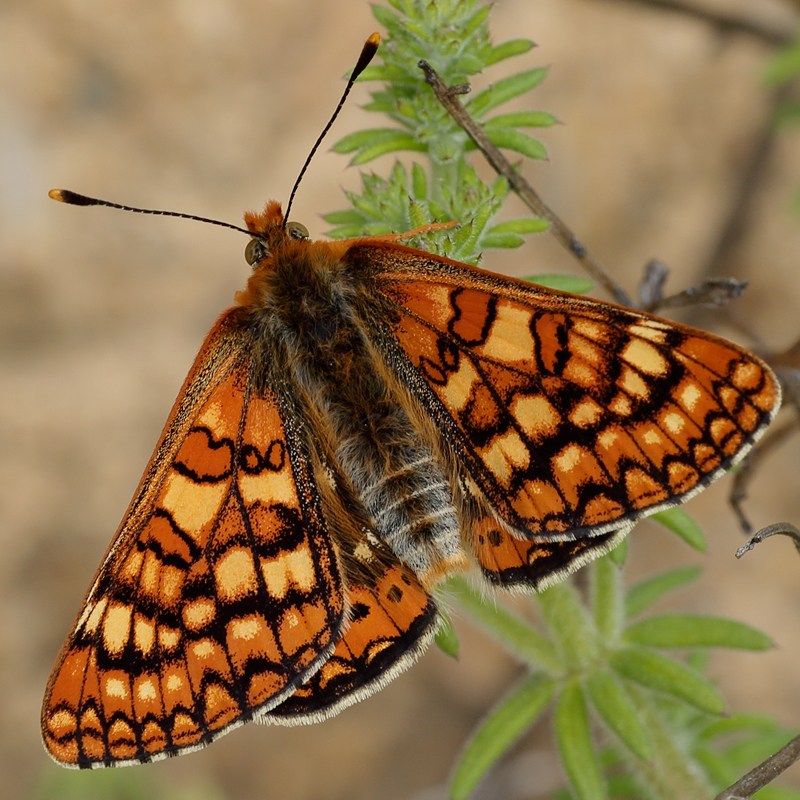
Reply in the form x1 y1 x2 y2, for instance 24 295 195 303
380 287 769 539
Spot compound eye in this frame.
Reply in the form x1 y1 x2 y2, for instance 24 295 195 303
286 221 309 240
245 238 267 266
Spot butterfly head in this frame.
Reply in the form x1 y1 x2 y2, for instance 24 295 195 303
243 200 311 268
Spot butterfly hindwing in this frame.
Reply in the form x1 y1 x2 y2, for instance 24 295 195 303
268 555 437 722
260 430 440 722
42 310 346 767
469 514 626 589
350 242 779 540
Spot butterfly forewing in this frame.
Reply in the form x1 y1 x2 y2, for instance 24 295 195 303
350 243 779 539
42 310 345 767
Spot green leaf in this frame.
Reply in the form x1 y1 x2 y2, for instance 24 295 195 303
356 65 399 83
326 223 371 239
468 68 549 116
462 3 491 38
522 274 594 294
435 612 460 658
586 670 653 762
403 18 429 41
537 581 598 670
450 200 494 261
625 566 702 618
480 231 524 248
322 209 363 225
371 3 401 30
411 162 428 200
477 127 548 159
754 786 800 800
485 38 535 66
454 53 486 76
333 128 410 154
556 680 606 800
407 199 429 230
764 43 800 87
349 193 382 219
449 674 556 800
350 135 427 164
395 99 421 120
447 576 561 672
605 774 643 798
692 745 733 789
726 729 799 767
487 217 548 234
650 507 707 552
774 98 800 127
699 712 786 742
485 111 559 128
489 173 511 201
687 648 711 673
624 615 772 651
610 648 724 714
608 536 629 566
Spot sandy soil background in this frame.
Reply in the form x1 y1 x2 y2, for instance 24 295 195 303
3 0 800 798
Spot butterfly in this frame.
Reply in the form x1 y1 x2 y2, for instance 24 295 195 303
41 34 781 769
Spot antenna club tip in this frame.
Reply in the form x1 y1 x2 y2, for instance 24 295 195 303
49 189 95 206
352 32 380 79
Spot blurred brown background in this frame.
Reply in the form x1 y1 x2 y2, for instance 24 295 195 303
3 0 800 798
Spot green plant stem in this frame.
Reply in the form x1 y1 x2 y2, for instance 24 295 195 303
447 577 562 672
536 581 597 670
593 556 623 641
625 684 713 800
429 158 459 208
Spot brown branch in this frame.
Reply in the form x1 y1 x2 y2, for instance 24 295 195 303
610 0 797 47
737 521 800 558
730 418 800 533
714 732 800 799
418 60 633 307
648 278 749 313
700 83 795 283
722 524 800 797
680 80 792 334
768 335 800 414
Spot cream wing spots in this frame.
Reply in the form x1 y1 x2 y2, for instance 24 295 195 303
265 525 438 723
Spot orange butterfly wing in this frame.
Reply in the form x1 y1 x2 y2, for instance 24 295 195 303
41 309 345 767
466 516 629 592
264 434 439 722
268 557 437 722
349 242 780 540
468 515 626 589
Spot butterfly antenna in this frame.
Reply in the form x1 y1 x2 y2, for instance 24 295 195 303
282 32 380 224
50 33 380 237
48 189 254 236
